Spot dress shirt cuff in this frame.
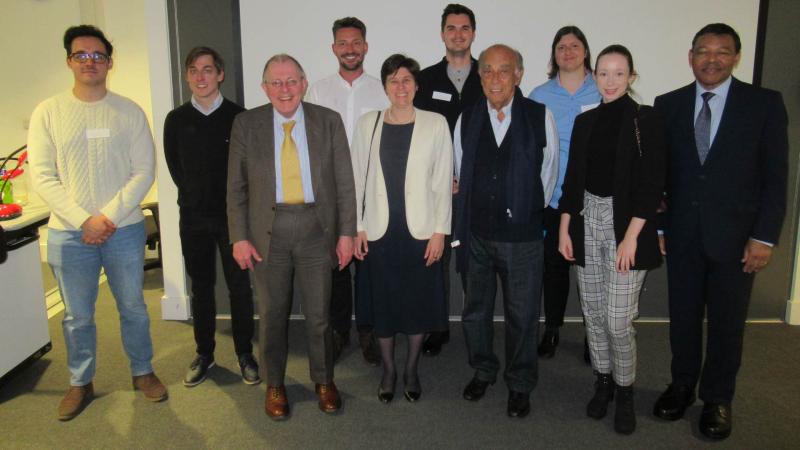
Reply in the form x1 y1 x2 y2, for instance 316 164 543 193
751 238 774 247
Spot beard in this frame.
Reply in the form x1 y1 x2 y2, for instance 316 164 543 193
339 56 364 72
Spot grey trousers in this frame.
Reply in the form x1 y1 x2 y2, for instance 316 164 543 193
576 192 645 387
252 204 333 386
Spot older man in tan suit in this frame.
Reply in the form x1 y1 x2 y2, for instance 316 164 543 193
227 54 356 421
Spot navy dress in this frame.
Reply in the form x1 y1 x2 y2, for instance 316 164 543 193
366 122 448 338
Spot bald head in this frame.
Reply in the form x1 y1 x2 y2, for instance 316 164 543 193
478 44 523 111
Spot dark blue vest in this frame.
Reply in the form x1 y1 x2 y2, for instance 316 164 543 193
454 90 548 272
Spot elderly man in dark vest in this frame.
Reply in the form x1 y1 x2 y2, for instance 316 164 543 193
453 44 559 418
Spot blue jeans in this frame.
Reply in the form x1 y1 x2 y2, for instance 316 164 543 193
48 222 153 386
462 234 543 393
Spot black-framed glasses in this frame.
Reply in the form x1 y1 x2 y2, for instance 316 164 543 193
69 52 110 64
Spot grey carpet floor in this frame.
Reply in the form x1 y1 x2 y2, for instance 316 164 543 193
1 269 799 449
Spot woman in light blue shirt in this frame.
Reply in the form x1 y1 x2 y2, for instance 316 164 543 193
528 26 601 361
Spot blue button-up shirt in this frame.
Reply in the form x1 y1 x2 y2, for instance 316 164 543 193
694 76 732 147
273 104 315 203
529 74 600 208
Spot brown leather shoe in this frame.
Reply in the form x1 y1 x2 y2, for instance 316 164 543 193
316 382 342 414
132 372 168 402
265 385 289 420
58 382 94 421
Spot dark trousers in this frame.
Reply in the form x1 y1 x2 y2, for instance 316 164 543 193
180 222 254 357
330 264 353 336
542 206 572 327
462 234 543 393
666 235 754 404
331 260 374 336
252 205 333 386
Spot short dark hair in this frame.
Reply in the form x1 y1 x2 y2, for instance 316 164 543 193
184 46 225 74
547 25 592 79
332 17 366 40
63 24 113 57
692 23 741 54
441 3 476 31
380 54 421 86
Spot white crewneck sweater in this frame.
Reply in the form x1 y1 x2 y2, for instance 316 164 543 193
27 91 155 231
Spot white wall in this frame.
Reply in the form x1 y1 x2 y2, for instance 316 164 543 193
240 0 759 108
0 0 81 156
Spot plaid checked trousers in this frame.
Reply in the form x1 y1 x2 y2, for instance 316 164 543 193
575 192 646 387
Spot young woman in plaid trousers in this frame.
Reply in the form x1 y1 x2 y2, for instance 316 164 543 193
558 45 666 435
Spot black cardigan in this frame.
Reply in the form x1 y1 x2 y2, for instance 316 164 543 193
559 94 666 269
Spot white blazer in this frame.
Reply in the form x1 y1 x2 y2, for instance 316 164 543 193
351 108 453 241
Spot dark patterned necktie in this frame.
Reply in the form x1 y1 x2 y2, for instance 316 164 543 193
695 91 715 164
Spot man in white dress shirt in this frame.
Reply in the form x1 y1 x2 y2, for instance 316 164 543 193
305 16 389 366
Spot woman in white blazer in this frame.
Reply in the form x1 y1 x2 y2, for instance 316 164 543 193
352 54 453 404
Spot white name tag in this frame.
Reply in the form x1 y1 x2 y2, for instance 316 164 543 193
432 91 452 102
86 128 110 139
581 103 600 113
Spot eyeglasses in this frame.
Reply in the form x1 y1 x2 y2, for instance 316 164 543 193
263 78 302 89
69 52 110 64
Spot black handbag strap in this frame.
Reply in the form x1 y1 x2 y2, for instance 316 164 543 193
362 110 382 217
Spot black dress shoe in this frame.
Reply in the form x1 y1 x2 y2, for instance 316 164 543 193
537 327 559 358
378 374 396 404
463 377 494 401
507 391 531 418
700 402 732 440
422 330 450 357
403 374 421 402
653 384 696 420
183 354 215 387
238 353 261 385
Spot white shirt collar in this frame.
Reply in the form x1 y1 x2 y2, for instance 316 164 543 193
191 92 223 115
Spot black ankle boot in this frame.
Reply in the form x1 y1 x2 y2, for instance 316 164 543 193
614 385 636 435
537 327 559 358
587 372 615 419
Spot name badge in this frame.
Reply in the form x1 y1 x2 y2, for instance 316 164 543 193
432 91 452 102
86 128 110 139
581 103 600 113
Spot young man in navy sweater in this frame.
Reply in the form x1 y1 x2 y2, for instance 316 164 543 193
163 47 259 387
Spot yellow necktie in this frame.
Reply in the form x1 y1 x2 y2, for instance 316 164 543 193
281 120 304 204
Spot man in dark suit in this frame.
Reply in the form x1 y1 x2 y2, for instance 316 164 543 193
652 23 788 440
227 54 357 421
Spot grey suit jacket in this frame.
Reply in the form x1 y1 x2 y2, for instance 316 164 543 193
227 102 357 267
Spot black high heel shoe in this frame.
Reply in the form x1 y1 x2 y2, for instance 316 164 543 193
403 374 421 402
378 374 396 404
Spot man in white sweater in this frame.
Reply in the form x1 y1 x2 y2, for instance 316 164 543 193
28 25 165 421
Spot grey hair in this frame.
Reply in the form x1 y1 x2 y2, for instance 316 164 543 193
262 53 306 81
